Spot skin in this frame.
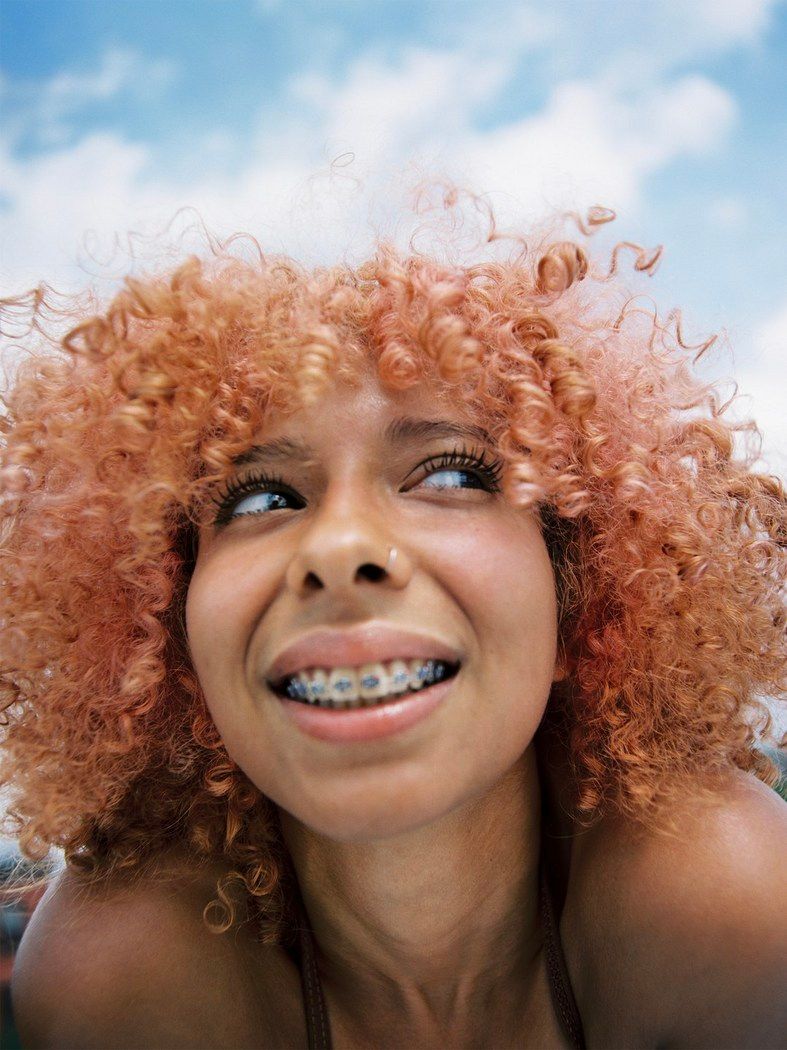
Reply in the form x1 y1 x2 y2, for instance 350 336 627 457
11 365 787 1049
185 366 568 1046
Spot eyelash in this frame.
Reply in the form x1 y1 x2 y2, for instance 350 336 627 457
212 473 303 528
211 445 504 527
421 446 505 495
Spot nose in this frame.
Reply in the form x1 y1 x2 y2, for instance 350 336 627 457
284 503 412 600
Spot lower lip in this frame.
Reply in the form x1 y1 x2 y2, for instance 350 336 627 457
278 675 456 743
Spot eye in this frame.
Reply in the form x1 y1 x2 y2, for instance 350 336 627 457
415 446 503 493
421 469 486 491
211 471 304 527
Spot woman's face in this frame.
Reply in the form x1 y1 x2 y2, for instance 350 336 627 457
186 368 562 842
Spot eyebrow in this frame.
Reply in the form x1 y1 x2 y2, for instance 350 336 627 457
231 417 494 469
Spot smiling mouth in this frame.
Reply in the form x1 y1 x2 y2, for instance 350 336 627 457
268 659 461 709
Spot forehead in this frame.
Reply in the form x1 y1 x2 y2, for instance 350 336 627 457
255 369 484 447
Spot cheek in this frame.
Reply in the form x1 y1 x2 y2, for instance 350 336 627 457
184 572 220 703
184 562 265 773
186 545 273 643
445 517 558 656
441 516 559 760
184 555 250 694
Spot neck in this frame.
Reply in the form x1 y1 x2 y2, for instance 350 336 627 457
279 750 544 1043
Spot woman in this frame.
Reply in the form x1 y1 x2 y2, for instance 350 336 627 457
2 200 786 1048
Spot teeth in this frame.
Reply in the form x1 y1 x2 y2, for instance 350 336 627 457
304 669 329 704
388 655 413 697
360 660 408 701
280 658 453 707
409 657 426 691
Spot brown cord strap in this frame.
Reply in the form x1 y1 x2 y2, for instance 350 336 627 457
295 890 334 1050
539 856 587 1050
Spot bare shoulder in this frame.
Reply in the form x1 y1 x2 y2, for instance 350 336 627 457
11 852 304 1048
563 772 787 1049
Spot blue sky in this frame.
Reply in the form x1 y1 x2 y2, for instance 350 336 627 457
1 0 786 469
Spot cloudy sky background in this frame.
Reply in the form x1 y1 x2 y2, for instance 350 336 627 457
1 0 786 472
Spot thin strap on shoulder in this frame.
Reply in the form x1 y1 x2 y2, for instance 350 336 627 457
293 889 334 1050
539 856 587 1050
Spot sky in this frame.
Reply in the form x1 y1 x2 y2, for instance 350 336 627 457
1 0 786 472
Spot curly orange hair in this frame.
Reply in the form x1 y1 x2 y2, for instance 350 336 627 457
1 202 785 943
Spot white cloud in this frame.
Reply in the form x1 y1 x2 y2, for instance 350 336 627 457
689 0 778 46
0 44 741 301
525 0 781 96
443 75 736 220
7 60 766 465
0 13 748 317
2 0 769 294
725 301 787 475
755 299 787 354
282 45 516 169
0 133 152 292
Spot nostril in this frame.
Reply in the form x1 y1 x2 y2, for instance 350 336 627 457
359 563 386 582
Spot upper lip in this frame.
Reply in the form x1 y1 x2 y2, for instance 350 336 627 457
265 622 463 684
